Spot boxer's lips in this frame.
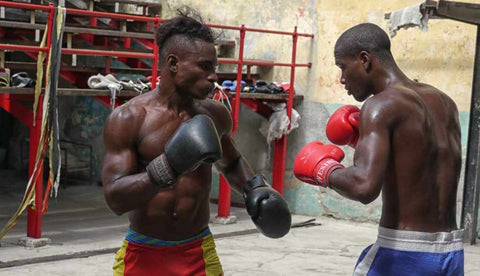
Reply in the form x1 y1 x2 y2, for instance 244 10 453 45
204 86 215 95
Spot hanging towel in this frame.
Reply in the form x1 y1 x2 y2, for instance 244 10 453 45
389 3 429 38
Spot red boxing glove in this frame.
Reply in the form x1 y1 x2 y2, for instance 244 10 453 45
326 105 360 148
293 141 345 187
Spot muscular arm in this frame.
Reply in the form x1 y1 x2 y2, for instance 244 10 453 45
210 102 254 193
101 105 158 215
216 134 255 193
329 96 394 204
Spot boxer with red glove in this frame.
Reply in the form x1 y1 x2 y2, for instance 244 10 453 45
326 105 360 148
293 141 345 187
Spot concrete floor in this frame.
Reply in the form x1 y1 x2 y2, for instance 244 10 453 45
0 170 479 275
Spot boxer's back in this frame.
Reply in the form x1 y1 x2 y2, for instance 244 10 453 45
380 81 462 232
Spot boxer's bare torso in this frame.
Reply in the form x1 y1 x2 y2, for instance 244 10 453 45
363 80 461 232
102 34 262 241
101 37 249 240
332 49 461 233
102 90 234 240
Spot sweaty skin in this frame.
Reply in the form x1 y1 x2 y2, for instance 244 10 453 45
331 53 461 233
102 39 254 240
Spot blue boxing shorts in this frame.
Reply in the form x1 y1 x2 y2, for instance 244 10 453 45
353 227 464 276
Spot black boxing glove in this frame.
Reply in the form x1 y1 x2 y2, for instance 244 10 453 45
146 114 222 187
243 175 291 238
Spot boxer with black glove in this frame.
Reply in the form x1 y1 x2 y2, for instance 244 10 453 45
146 114 222 187
243 175 291 238
102 14 295 275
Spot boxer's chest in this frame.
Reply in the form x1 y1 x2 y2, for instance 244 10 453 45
136 112 189 165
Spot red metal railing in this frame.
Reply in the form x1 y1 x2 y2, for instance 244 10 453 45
0 0 313 234
0 1 55 239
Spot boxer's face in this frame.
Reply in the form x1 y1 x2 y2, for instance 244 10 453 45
335 54 370 102
174 39 218 99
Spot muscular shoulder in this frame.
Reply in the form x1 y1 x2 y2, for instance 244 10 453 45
361 88 404 129
413 82 459 122
198 99 232 136
104 95 148 147
422 83 458 113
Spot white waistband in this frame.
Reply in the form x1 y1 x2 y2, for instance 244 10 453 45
376 227 464 253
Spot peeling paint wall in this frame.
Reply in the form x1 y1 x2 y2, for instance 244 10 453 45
313 0 477 113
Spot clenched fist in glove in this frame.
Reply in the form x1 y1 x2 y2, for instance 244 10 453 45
326 105 360 148
146 114 222 187
243 175 291 239
293 141 345 187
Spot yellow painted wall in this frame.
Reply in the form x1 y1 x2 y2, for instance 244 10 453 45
314 0 478 112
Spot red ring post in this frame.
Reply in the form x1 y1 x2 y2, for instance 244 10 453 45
151 16 161 89
26 3 55 239
233 25 246 133
272 27 298 195
27 95 44 238
217 25 247 218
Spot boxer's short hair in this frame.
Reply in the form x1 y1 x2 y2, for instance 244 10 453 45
155 8 216 64
335 23 393 63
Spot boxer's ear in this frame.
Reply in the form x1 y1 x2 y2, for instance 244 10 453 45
359 51 371 72
167 55 178 73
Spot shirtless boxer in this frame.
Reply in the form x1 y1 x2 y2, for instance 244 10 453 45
294 23 463 275
102 11 291 276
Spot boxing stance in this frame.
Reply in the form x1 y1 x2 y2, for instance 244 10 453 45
102 12 290 276
294 23 463 275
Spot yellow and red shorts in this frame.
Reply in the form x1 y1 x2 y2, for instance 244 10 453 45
113 228 223 276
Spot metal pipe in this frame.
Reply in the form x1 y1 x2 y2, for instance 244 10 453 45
217 58 311 67
205 23 241 31
0 0 50 11
271 27 299 195
217 175 231 217
151 16 160 89
0 44 48 52
245 26 314 37
65 8 160 23
26 3 54 239
243 61 311 67
461 26 480 245
62 48 154 59
216 25 247 219
27 95 44 238
44 3 54 88
287 27 298 119
233 25 246 133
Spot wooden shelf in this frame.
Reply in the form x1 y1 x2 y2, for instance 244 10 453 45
95 0 162 7
4 62 259 80
0 87 140 97
0 88 303 106
220 58 275 67
227 92 303 106
0 20 45 31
